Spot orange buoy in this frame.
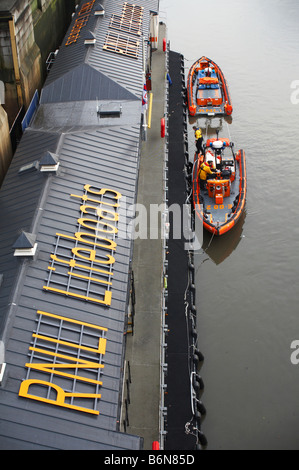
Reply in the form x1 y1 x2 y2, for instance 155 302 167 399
161 118 165 138
152 441 160 450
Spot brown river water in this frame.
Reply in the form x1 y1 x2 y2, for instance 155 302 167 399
161 0 299 449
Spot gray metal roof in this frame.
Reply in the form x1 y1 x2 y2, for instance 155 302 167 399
0 0 159 449
0 129 61 334
32 99 143 133
41 0 159 103
41 64 138 104
0 123 142 450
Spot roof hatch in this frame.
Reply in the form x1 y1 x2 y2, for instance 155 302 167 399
13 231 37 257
94 3 105 16
97 102 122 117
39 151 59 172
84 31 96 45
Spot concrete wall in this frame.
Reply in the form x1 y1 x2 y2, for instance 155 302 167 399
0 107 13 187
0 0 78 185
0 0 78 124
34 0 77 70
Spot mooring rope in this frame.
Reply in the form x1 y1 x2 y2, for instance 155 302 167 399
206 229 216 250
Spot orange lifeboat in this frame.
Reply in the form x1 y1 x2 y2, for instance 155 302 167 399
187 56 233 117
192 136 246 236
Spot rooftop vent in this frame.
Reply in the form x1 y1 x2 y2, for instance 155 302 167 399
39 151 59 172
97 103 122 117
13 231 37 257
84 31 96 45
94 3 105 16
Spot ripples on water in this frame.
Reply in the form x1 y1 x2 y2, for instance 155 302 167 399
161 0 299 449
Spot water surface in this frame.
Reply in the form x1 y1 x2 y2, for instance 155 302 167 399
160 0 299 449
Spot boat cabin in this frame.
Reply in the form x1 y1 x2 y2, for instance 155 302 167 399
196 63 222 106
203 139 236 205
207 179 231 204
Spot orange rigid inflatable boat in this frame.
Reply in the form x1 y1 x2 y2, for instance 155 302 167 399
192 136 246 236
187 56 233 117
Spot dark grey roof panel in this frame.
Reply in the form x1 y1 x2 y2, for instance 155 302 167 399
40 64 138 104
0 130 61 336
88 0 160 97
32 100 142 133
42 0 159 100
0 402 142 450
42 3 99 86
0 123 143 448
0 0 159 450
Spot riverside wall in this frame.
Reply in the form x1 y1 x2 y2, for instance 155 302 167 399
0 0 79 184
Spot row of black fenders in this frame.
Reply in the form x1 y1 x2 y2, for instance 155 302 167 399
164 50 208 450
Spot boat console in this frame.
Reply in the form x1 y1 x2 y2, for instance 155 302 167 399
207 179 231 204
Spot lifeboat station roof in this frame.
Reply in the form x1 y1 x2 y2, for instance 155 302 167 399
0 0 159 450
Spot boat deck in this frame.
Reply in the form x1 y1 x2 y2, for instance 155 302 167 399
199 166 240 224
187 56 232 117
